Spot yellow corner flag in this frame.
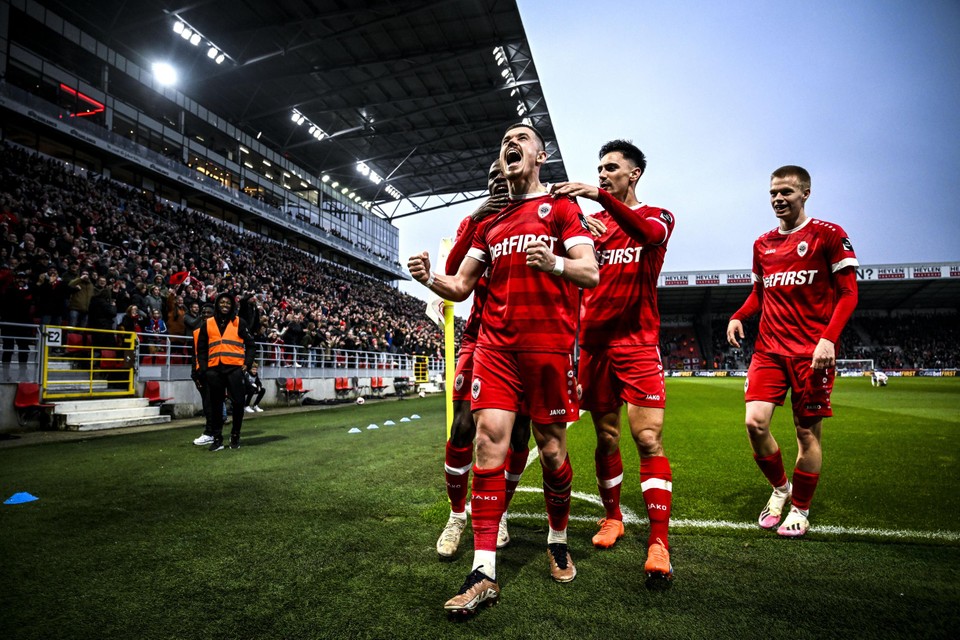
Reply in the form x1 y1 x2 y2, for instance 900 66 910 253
424 238 456 436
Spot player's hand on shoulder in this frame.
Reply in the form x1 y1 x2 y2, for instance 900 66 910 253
551 181 600 202
584 215 606 237
472 193 509 222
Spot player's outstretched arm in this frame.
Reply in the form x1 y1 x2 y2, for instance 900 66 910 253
596 189 670 245
407 250 483 302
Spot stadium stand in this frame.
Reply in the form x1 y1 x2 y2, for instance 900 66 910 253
0 143 453 364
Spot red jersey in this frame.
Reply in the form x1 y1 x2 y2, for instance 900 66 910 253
467 193 593 352
580 197 675 348
745 218 859 357
446 215 487 351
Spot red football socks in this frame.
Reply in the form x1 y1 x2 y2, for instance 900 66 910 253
595 449 624 521
791 468 820 511
754 449 789 489
641 455 673 548
471 464 506 552
504 446 529 510
542 455 573 532
444 441 473 513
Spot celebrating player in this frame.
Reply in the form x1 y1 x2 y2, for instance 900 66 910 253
436 160 532 560
408 123 598 615
551 140 676 588
726 165 859 537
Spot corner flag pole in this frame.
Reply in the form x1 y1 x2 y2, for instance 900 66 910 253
443 299 455 439
424 237 456 438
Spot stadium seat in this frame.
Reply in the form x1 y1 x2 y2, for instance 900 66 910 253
335 376 355 401
14 382 54 428
143 380 173 405
65 332 85 356
99 349 123 370
286 378 310 405
372 376 390 397
294 377 311 398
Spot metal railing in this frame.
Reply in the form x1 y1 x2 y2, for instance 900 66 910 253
2 322 443 388
41 325 137 399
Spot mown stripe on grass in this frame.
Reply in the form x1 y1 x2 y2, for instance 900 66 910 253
510 487 960 542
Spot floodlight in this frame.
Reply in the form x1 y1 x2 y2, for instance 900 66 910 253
321 175 330 183
180 28 193 40
215 54 225 64
173 21 185 34
189 33 201 46
151 62 177 86
207 46 218 59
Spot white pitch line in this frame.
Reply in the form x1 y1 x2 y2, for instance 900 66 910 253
508 487 960 543
512 447 959 542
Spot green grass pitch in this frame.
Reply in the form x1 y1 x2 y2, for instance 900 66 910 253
1 377 958 639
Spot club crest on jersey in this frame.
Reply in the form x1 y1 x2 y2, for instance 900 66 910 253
797 241 808 257
471 378 481 400
538 203 552 218
454 374 464 391
842 237 854 252
659 210 673 225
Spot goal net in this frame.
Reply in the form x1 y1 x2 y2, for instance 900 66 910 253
836 359 875 374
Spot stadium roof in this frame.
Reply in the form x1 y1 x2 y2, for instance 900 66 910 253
39 0 567 220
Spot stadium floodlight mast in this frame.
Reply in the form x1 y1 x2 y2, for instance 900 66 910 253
171 17 229 64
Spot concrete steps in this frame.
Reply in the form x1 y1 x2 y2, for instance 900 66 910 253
53 398 171 431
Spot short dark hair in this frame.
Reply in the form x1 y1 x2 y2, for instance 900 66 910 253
772 165 811 191
503 122 546 150
599 139 646 174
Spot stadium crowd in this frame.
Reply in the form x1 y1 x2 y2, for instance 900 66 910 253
707 313 958 371
0 143 454 363
1 143 956 372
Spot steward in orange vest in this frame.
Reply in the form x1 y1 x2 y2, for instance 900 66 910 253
195 292 256 451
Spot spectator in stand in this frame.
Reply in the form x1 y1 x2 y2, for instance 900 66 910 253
166 289 186 337
183 301 203 335
1 271 34 364
144 307 168 362
144 285 163 316
112 279 132 327
35 266 67 326
88 275 117 351
120 305 144 336
67 267 94 328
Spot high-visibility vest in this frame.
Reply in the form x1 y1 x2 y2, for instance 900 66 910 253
206 316 245 367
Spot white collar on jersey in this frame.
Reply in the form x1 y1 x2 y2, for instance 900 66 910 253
777 216 813 235
508 183 549 200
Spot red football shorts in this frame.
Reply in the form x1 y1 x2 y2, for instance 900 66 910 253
579 344 666 412
452 344 476 402
471 346 579 425
745 351 834 418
